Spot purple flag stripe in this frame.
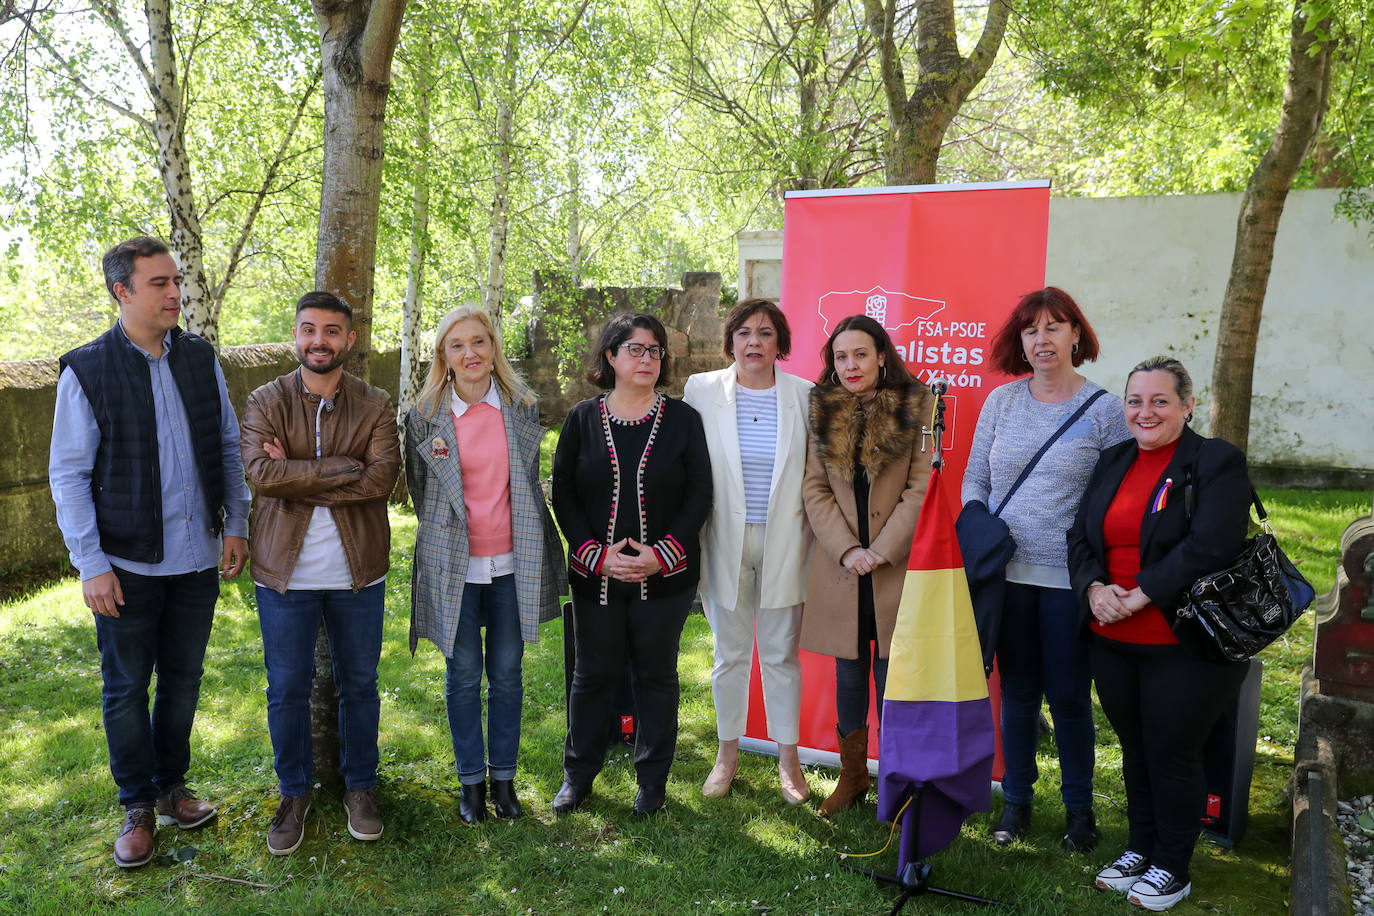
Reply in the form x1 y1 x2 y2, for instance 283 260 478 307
877 696 995 860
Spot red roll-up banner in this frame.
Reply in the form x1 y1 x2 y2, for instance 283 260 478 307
740 181 1051 774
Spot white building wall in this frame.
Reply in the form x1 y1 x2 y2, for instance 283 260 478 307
738 189 1374 476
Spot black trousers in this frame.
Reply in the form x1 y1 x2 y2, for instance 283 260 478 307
1092 636 1248 880
563 589 693 790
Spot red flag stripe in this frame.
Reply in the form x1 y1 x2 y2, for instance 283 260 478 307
905 468 965 572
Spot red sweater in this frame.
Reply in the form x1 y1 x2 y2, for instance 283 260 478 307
1091 439 1180 645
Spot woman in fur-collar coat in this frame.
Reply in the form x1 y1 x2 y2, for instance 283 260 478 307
801 314 932 816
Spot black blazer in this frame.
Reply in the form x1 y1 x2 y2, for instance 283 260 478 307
1067 426 1252 650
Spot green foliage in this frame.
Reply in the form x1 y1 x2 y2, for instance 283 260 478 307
1007 0 1373 200
0 0 321 357
3 0 1371 364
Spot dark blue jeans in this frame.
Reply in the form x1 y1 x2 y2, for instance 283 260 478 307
93 566 219 808
446 575 525 786
835 587 887 736
835 645 889 736
996 581 1095 811
255 582 384 797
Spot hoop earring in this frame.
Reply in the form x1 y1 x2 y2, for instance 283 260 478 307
880 365 887 380
1185 412 1194 424
830 371 839 385
1072 342 1080 354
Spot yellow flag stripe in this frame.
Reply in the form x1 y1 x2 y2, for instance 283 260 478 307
886 568 989 704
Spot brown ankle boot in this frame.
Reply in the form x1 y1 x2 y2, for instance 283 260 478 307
819 726 871 817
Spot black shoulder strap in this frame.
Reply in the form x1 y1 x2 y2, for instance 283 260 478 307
994 388 1108 517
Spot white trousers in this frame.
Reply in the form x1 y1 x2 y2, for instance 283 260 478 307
702 523 803 745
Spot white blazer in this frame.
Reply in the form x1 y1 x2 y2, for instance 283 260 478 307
683 365 813 611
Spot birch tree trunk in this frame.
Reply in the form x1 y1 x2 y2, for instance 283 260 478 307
565 123 582 282
95 0 212 343
398 27 432 460
1208 1 1334 452
308 0 407 794
861 0 1010 185
483 32 518 328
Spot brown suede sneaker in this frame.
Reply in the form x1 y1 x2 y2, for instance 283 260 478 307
156 786 217 830
266 794 311 856
343 788 383 841
113 807 157 868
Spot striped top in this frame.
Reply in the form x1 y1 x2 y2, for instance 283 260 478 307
735 385 778 524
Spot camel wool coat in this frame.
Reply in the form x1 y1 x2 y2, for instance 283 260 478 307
801 383 932 660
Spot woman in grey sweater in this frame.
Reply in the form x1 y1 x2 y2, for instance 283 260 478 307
961 287 1130 853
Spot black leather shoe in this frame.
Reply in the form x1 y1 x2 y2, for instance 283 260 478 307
551 781 589 814
631 785 665 818
491 779 523 820
1062 808 1099 853
992 802 1030 846
459 782 487 824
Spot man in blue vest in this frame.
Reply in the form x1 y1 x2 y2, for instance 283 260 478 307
49 236 251 868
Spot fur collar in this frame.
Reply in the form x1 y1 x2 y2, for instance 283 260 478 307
809 384 926 479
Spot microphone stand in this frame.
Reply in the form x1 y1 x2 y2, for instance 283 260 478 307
922 381 949 471
841 789 1007 913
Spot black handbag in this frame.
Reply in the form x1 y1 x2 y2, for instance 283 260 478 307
957 389 1107 674
1176 489 1315 662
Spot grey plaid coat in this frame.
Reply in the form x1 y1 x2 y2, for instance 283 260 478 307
406 398 566 657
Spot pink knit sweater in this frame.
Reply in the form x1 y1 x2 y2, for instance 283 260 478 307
453 402 513 557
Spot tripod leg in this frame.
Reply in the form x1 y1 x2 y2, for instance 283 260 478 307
887 889 916 916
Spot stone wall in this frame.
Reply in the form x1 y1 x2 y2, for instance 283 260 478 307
524 270 730 419
0 274 728 573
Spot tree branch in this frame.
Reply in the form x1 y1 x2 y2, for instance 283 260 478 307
963 0 1013 93
27 23 151 129
209 70 322 316
90 0 156 93
862 0 907 118
360 0 407 85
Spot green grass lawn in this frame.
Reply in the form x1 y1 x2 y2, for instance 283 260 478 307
0 490 1365 914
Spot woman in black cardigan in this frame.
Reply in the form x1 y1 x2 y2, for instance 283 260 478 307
550 313 711 817
1067 357 1252 912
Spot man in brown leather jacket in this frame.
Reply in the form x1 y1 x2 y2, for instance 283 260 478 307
240 291 401 856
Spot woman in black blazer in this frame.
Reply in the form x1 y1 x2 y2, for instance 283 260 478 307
1067 357 1253 913
550 313 712 818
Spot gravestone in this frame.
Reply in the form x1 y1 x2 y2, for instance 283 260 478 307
1293 492 1374 916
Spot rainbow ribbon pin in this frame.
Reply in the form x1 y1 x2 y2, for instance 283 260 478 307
1150 477 1173 514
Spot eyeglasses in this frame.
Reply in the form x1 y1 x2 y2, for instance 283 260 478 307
618 342 667 360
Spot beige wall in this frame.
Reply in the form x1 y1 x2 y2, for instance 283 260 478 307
738 188 1374 484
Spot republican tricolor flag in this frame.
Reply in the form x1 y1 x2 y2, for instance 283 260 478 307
877 466 995 865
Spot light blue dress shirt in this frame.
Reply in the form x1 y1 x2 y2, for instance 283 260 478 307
49 325 251 580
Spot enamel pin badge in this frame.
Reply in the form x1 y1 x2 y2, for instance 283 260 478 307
432 437 449 459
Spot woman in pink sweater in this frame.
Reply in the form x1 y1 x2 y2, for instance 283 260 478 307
406 306 565 824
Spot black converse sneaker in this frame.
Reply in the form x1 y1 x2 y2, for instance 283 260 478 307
1095 850 1150 891
1127 865 1192 911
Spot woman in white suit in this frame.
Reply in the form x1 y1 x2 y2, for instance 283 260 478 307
683 299 812 804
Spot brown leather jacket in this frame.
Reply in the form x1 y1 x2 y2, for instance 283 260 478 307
240 369 401 593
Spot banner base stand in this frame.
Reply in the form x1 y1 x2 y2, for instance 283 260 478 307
842 861 1007 914
739 737 878 775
